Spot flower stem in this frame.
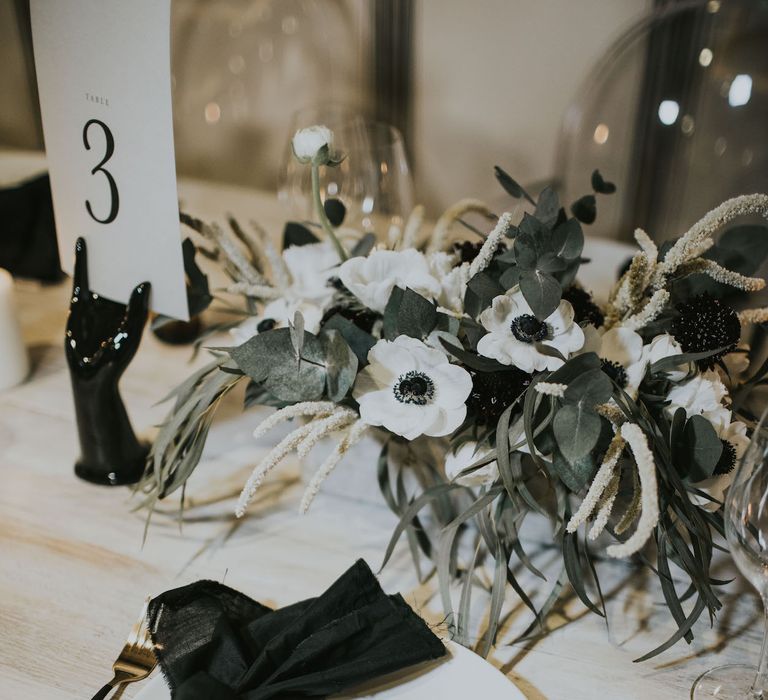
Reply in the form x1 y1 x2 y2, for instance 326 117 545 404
311 162 347 262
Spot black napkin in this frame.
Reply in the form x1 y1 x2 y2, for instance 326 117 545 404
0 172 61 282
147 560 446 699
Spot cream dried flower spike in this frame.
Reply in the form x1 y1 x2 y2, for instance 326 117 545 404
604 194 768 329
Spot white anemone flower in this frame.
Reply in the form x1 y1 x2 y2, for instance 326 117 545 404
292 125 334 162
427 251 467 315
266 241 338 332
642 333 688 381
582 326 647 397
338 249 442 313
666 370 729 419
282 241 339 304
262 298 326 334
445 442 498 486
229 241 337 341
719 343 750 386
230 316 263 345
353 335 472 440
477 288 584 372
690 416 749 512
424 329 462 355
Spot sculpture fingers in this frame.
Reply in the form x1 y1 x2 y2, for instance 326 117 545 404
72 237 90 298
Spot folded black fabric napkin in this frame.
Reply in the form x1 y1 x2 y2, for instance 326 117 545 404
0 172 61 282
147 559 446 699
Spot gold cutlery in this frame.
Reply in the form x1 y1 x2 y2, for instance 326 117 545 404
90 598 157 700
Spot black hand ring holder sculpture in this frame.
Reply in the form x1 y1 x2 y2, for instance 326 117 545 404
65 238 151 485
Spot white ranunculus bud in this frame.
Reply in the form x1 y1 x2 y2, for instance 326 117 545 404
292 125 334 164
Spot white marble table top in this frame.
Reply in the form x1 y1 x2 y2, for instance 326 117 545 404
0 155 763 700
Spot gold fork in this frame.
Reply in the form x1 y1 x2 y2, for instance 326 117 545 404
91 597 157 700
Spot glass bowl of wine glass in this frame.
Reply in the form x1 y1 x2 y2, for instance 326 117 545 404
692 405 768 699
278 105 414 239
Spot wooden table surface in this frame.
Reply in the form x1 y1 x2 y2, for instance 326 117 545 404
1 173 765 700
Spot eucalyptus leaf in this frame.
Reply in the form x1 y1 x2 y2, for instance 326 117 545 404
465 272 504 317
243 379 288 409
382 287 404 339
494 165 536 205
383 287 438 340
229 328 327 401
571 194 596 224
496 248 517 264
290 310 305 369
551 218 584 260
535 251 568 273
553 403 602 464
534 186 560 227
591 170 616 194
321 313 376 364
552 448 596 493
518 212 551 242
519 269 561 319
548 352 601 384
564 368 613 406
499 265 522 290
552 417 612 491
320 329 358 401
435 312 461 336
513 232 539 270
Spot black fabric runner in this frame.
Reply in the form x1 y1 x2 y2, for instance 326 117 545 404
147 559 446 699
0 172 61 282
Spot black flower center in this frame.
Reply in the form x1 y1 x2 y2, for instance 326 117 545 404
393 371 435 406
671 293 741 370
601 359 628 389
713 439 737 476
510 314 549 343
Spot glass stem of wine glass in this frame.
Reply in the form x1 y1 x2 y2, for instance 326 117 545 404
310 162 348 262
752 594 768 698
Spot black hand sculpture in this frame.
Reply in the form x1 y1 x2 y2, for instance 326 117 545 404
65 237 151 485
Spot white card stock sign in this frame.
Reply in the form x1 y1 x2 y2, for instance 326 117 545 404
30 0 188 319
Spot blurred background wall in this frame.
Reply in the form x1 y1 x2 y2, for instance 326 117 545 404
412 0 650 213
0 1 42 150
0 0 647 211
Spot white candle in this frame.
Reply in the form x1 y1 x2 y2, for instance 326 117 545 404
0 269 29 391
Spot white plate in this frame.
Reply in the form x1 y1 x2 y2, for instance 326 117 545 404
134 640 523 699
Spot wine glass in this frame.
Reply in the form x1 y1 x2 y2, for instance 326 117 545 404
692 405 768 698
278 105 414 237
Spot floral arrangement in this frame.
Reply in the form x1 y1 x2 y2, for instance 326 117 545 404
142 124 768 659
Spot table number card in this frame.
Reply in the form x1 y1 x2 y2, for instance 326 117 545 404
30 0 188 319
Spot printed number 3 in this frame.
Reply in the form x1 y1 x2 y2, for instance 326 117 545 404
83 119 119 224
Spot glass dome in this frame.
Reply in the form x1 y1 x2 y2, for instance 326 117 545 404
556 0 768 242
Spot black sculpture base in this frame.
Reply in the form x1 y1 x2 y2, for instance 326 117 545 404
75 443 149 486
